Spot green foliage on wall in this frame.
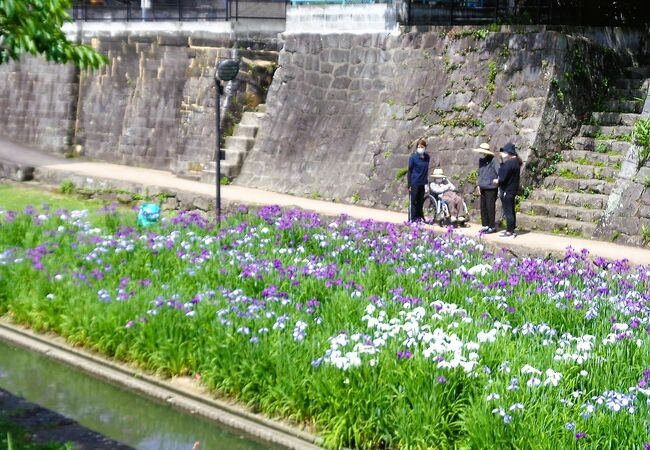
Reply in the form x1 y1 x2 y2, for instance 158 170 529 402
633 118 650 169
486 60 497 95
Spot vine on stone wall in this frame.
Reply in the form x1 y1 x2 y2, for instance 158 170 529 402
633 118 650 169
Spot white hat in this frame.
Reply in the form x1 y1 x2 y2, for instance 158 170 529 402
432 168 447 178
472 142 494 156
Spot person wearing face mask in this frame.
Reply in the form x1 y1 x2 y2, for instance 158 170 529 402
407 139 430 222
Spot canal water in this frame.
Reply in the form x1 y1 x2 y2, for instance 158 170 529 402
0 339 278 450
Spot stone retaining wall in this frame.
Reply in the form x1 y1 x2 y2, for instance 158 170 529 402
0 59 78 153
0 30 281 171
76 31 280 171
238 28 623 210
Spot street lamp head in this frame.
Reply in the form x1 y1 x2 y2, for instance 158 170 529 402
217 59 240 82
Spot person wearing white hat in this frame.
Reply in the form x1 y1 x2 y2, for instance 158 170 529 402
429 168 465 222
473 142 500 234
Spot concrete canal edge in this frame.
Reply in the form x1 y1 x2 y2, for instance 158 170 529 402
0 319 325 450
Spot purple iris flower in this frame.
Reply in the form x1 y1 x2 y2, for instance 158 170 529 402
396 350 412 360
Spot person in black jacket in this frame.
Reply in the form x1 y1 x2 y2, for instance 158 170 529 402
407 139 430 222
473 142 499 234
495 142 522 238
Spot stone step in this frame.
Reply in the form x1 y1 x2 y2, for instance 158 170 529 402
197 110 264 183
610 87 647 100
256 103 267 113
542 176 615 195
517 214 597 237
233 124 258 139
191 145 246 169
579 125 633 138
520 200 604 223
590 112 640 126
571 137 632 154
562 150 625 166
201 160 239 182
614 78 649 90
528 189 610 209
202 161 216 171
601 99 643 113
224 148 247 165
555 162 618 180
203 159 242 171
240 111 265 127
224 136 255 152
622 66 650 79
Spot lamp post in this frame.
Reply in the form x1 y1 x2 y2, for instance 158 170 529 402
214 58 240 227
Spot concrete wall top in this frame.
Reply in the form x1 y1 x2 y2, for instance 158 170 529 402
63 20 231 37
285 4 398 34
63 20 286 43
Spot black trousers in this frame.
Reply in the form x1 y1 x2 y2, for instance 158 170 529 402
480 188 498 228
409 185 425 222
500 192 517 233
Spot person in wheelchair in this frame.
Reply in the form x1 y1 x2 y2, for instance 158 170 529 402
427 168 467 224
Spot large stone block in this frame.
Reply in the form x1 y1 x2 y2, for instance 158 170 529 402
305 71 320 86
639 206 650 219
320 62 334 74
293 53 305 68
305 55 320 71
352 34 372 48
332 64 348 77
329 49 350 64
338 34 353 50
331 77 351 89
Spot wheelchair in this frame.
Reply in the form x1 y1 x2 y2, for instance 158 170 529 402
424 188 469 227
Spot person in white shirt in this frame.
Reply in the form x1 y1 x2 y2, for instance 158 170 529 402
428 168 465 222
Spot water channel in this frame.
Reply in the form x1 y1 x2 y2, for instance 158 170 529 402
0 339 279 450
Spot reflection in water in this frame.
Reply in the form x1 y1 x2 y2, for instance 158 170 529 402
0 340 276 450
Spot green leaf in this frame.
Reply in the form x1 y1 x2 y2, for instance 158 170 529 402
0 0 106 68
2 0 15 18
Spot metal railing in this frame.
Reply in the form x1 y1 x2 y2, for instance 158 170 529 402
70 0 649 25
289 0 387 4
406 0 552 26
405 0 649 26
71 0 287 21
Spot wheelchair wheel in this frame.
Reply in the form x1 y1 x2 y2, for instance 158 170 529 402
424 195 437 223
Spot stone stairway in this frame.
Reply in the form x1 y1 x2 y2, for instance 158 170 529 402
201 105 266 184
518 66 649 237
